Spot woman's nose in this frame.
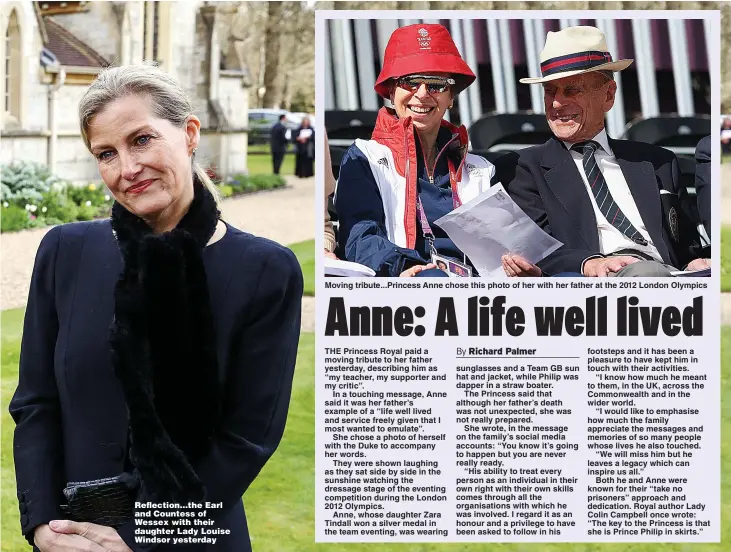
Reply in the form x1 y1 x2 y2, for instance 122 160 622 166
413 83 430 98
119 152 142 181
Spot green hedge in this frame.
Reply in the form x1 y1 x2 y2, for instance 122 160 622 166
225 173 286 195
1 162 113 233
0 162 287 233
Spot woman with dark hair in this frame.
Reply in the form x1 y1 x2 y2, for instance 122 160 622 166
10 64 302 552
335 23 540 277
294 117 315 178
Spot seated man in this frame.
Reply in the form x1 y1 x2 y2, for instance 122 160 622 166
508 26 709 276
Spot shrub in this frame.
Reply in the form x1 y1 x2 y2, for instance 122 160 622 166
39 190 79 222
248 174 286 191
227 174 249 193
1 204 32 232
0 161 64 204
75 203 98 221
0 163 116 231
218 185 234 198
66 183 109 207
238 179 257 193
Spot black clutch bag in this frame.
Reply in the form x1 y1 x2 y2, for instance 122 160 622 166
60 472 139 527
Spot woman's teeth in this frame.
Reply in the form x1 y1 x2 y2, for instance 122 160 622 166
409 106 433 114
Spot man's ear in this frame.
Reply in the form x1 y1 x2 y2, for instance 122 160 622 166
185 115 201 155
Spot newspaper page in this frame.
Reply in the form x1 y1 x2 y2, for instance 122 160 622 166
316 8 721 545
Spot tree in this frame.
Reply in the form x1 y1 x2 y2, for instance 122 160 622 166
261 2 283 108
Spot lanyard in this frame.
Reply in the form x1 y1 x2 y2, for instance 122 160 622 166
416 160 463 259
416 198 438 256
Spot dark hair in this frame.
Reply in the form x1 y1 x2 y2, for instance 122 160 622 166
279 114 287 121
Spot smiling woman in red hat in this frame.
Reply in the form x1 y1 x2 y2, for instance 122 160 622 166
335 23 540 277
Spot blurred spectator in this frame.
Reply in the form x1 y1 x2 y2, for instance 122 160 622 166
270 114 288 175
721 117 731 154
295 117 315 178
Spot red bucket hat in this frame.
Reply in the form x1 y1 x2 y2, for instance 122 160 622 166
374 24 476 99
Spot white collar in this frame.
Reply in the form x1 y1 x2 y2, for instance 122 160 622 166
563 128 613 156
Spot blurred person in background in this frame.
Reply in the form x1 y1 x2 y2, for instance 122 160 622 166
335 23 540 277
270 113 289 174
721 116 731 154
10 64 303 552
294 117 315 178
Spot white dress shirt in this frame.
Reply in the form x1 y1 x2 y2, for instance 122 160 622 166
563 130 662 262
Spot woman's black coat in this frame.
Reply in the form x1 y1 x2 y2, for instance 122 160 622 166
9 220 303 551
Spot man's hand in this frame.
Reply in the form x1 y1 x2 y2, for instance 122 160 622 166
502 254 541 277
324 250 337 259
583 256 640 277
400 263 437 277
685 258 711 271
45 520 132 552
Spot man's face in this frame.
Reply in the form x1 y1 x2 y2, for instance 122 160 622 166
543 72 616 143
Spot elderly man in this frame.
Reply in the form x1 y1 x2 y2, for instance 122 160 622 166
507 26 709 276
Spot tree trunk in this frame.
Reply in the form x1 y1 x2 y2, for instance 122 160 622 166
723 3 731 111
261 2 283 108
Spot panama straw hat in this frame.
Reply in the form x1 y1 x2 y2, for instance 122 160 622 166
374 24 476 98
520 26 633 84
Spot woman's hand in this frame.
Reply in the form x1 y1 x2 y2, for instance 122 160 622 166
40 520 132 551
34 523 109 551
324 250 337 259
502 254 542 277
400 263 436 277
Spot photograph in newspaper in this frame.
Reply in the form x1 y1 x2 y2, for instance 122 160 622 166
317 9 721 544
322 13 713 279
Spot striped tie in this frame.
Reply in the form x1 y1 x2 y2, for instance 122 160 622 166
572 141 648 246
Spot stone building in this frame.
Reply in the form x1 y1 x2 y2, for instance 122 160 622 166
0 1 251 183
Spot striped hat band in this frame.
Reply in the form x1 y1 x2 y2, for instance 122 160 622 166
541 50 614 77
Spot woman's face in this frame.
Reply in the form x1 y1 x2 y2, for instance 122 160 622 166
87 94 200 226
392 72 453 136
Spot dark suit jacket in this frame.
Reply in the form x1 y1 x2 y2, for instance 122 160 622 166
507 136 696 275
9 220 303 551
270 121 288 153
694 135 711 238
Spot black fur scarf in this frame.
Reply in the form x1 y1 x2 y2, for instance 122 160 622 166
109 178 221 503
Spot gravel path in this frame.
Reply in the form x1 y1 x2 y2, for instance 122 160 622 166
1 176 316 330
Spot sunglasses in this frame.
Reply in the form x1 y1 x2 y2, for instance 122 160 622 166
396 75 456 94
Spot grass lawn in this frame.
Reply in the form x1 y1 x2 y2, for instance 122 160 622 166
288 240 315 296
248 144 272 154
723 227 731 292
2 309 729 551
247 150 295 176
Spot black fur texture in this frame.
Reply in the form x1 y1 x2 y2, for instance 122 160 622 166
109 178 221 503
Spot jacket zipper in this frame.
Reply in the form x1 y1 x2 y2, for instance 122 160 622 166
425 134 459 184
